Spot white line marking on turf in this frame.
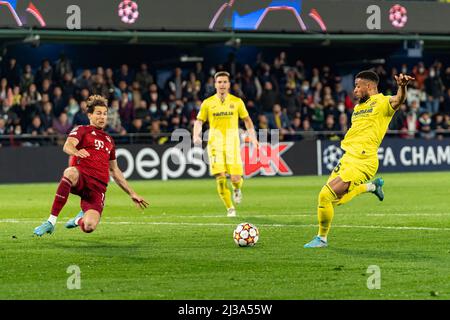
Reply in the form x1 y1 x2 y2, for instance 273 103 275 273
2 219 450 232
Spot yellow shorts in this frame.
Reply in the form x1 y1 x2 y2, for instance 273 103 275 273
327 153 378 191
208 145 243 176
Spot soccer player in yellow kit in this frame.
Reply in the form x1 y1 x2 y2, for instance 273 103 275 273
193 71 258 217
304 70 414 248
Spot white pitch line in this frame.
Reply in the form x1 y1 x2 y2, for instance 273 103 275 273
1 219 450 232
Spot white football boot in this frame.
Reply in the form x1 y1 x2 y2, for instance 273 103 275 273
227 207 237 217
233 188 242 205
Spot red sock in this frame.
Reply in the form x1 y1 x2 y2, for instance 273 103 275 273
78 218 92 233
78 218 85 231
50 177 73 216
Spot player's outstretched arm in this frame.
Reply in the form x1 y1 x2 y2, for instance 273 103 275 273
109 159 149 210
193 120 203 145
389 73 415 110
243 116 259 147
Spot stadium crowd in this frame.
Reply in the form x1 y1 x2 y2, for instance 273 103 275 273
0 51 449 146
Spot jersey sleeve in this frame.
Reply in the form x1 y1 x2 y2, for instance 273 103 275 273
238 99 249 119
109 139 116 161
197 101 209 122
384 95 396 117
68 125 85 143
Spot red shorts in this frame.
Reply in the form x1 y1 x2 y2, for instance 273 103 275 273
71 168 107 215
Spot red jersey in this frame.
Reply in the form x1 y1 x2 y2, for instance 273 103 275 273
68 125 116 185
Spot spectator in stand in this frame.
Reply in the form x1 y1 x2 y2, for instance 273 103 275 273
434 113 448 140
66 98 80 125
267 103 290 140
119 91 134 130
52 111 72 135
61 72 76 101
166 67 187 100
135 63 154 92
0 78 13 108
40 101 54 134
281 82 301 118
55 53 73 81
299 118 315 140
40 79 53 97
288 116 303 141
76 69 93 92
424 66 444 114
36 59 53 85
412 62 428 90
27 114 45 136
106 99 127 135
52 86 66 117
401 111 419 139
20 64 34 92
418 112 435 140
321 114 340 141
72 100 89 127
4 58 21 87
116 64 134 85
27 83 42 107
259 81 279 113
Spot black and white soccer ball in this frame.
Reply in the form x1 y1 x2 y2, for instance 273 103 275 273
323 145 343 172
233 222 259 247
389 4 407 28
118 0 139 24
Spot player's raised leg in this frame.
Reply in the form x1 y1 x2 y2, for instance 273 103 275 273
33 167 79 237
335 177 384 206
304 177 349 248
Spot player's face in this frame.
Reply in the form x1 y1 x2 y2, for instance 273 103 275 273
353 78 370 103
89 106 108 129
215 76 231 95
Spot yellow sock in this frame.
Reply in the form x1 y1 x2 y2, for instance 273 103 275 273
318 184 338 238
216 176 233 209
231 177 243 190
335 184 367 206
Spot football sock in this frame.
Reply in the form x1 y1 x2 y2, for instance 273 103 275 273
47 214 57 226
216 176 233 209
50 176 73 217
75 216 82 225
78 218 93 233
231 177 243 191
335 184 369 206
318 184 338 238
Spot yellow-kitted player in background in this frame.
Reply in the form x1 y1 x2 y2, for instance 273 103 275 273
193 71 258 217
304 70 414 248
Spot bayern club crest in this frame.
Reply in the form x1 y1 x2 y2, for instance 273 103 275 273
118 0 139 24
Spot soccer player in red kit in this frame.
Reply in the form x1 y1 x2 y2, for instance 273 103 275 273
33 95 149 236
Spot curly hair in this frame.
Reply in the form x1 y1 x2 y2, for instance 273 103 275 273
86 95 108 114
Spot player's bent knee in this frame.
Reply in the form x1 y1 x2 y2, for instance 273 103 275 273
318 184 338 205
63 167 79 185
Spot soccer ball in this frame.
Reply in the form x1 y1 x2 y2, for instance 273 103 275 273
389 5 407 28
118 0 139 24
233 222 259 247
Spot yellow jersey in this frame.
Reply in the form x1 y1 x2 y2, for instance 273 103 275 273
197 93 249 148
341 93 396 158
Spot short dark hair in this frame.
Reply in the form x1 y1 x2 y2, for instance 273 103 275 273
86 95 108 114
214 71 230 81
356 70 379 84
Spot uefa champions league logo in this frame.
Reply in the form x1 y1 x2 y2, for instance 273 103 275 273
323 145 343 172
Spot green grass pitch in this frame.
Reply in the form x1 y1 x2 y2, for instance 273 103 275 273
1 172 449 300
